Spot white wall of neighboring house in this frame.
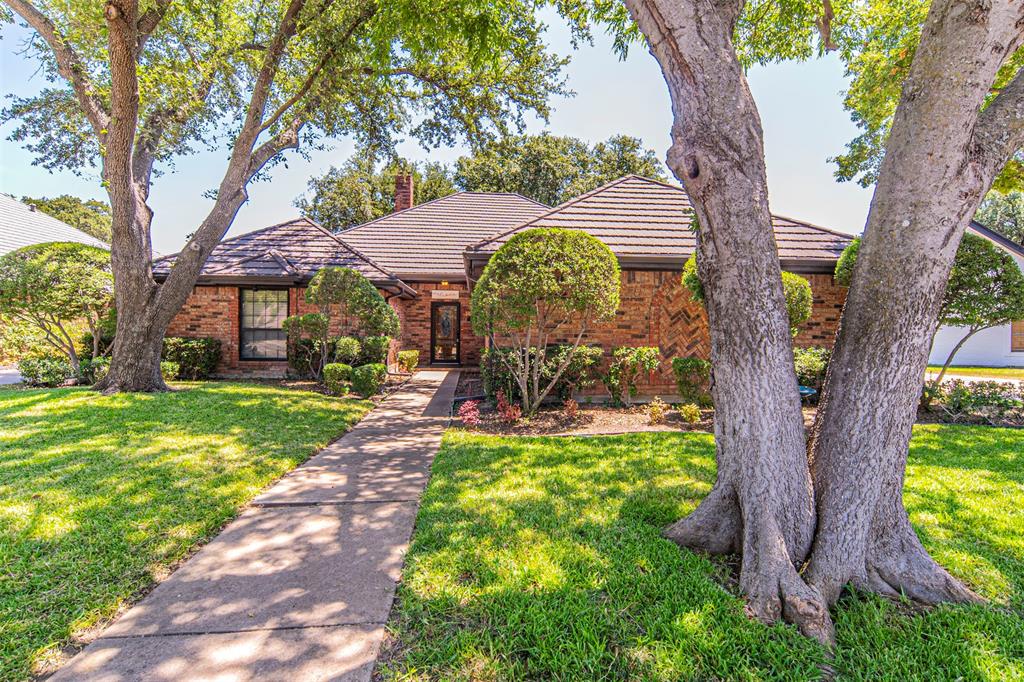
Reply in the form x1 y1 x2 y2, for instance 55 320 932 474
928 230 1024 368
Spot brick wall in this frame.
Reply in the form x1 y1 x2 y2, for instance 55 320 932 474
167 271 847 382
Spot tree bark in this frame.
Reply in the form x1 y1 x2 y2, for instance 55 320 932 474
623 0 828 641
805 0 1023 607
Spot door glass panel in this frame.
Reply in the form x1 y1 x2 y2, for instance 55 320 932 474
432 304 459 363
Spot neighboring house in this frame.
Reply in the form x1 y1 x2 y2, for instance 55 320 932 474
928 221 1024 368
0 193 108 255
158 175 854 392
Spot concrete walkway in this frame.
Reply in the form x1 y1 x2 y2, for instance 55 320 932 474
52 370 459 682
0 365 21 385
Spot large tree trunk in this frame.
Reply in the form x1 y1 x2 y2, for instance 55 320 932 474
805 0 1023 608
624 0 829 640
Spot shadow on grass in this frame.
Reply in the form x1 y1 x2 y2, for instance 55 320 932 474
381 428 1023 681
0 383 371 681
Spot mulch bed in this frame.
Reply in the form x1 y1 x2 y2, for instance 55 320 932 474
464 403 715 436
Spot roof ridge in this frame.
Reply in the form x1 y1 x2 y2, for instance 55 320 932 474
466 175 640 252
769 213 857 240
339 191 549 236
153 217 314 264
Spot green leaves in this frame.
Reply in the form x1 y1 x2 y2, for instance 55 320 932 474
942 234 1024 330
0 241 112 324
470 228 620 337
305 266 400 337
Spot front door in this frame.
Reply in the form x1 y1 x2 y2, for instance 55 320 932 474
431 302 461 364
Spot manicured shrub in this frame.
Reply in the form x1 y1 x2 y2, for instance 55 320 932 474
18 356 74 387
283 313 330 379
678 402 702 424
160 361 180 381
457 399 481 426
480 345 602 405
470 227 620 415
358 335 391 366
937 379 1022 423
648 396 668 425
671 356 711 406
603 346 660 406
323 363 353 396
793 346 831 392
334 336 362 365
79 356 110 384
352 363 387 397
161 337 222 380
397 349 420 373
305 267 400 337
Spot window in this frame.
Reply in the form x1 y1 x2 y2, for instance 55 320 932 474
1013 320 1024 353
240 289 289 360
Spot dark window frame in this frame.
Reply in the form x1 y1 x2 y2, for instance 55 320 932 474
239 287 290 361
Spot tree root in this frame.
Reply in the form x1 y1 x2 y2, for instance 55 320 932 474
663 483 741 555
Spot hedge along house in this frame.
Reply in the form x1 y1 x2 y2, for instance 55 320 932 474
157 174 853 388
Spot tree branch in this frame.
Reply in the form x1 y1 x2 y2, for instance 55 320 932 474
4 0 111 137
973 65 1024 183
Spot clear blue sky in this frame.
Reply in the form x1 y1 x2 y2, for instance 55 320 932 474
0 12 872 255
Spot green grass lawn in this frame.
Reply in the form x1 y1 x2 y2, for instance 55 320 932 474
927 365 1024 380
0 382 371 681
382 426 1024 681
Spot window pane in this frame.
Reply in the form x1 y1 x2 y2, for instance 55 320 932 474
240 289 288 360
1013 320 1024 352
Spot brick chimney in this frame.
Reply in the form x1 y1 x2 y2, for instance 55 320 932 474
394 173 414 212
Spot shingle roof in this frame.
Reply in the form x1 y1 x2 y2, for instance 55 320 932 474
0 193 108 255
153 217 411 293
339 192 550 279
466 175 854 270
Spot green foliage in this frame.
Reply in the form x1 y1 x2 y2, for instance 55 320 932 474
834 237 861 287
781 272 813 334
80 356 110 384
671 356 712 406
647 396 668 425
942 234 1024 330
453 133 667 205
472 228 619 414
3 0 595 178
793 346 831 392
359 335 392 366
0 242 113 370
295 157 457 232
21 194 111 242
0 318 50 364
160 361 180 381
683 254 812 334
932 380 1023 425
334 336 362 365
283 313 331 379
976 191 1024 245
603 346 661 406
352 363 388 397
161 337 222 380
678 402 703 424
385 427 1024 679
0 383 371 680
480 345 603 405
306 267 399 338
17 356 74 387
323 363 354 396
397 350 420 373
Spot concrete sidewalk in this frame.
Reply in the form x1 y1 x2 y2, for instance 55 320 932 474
52 370 458 682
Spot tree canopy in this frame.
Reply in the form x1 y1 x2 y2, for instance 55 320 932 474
471 227 620 413
21 195 111 243
295 157 457 232
976 192 1024 245
0 241 113 371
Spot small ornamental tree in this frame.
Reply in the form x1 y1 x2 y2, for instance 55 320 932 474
933 234 1024 383
0 242 113 374
304 267 400 338
836 234 1024 385
471 228 620 414
683 254 813 335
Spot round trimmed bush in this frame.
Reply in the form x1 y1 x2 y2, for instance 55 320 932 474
323 363 353 395
335 336 361 365
352 363 387 397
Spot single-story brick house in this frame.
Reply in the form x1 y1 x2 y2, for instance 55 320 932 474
156 175 853 392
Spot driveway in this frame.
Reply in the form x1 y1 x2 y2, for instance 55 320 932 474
0 366 21 385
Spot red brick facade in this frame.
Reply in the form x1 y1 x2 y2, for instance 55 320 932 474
166 271 847 383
